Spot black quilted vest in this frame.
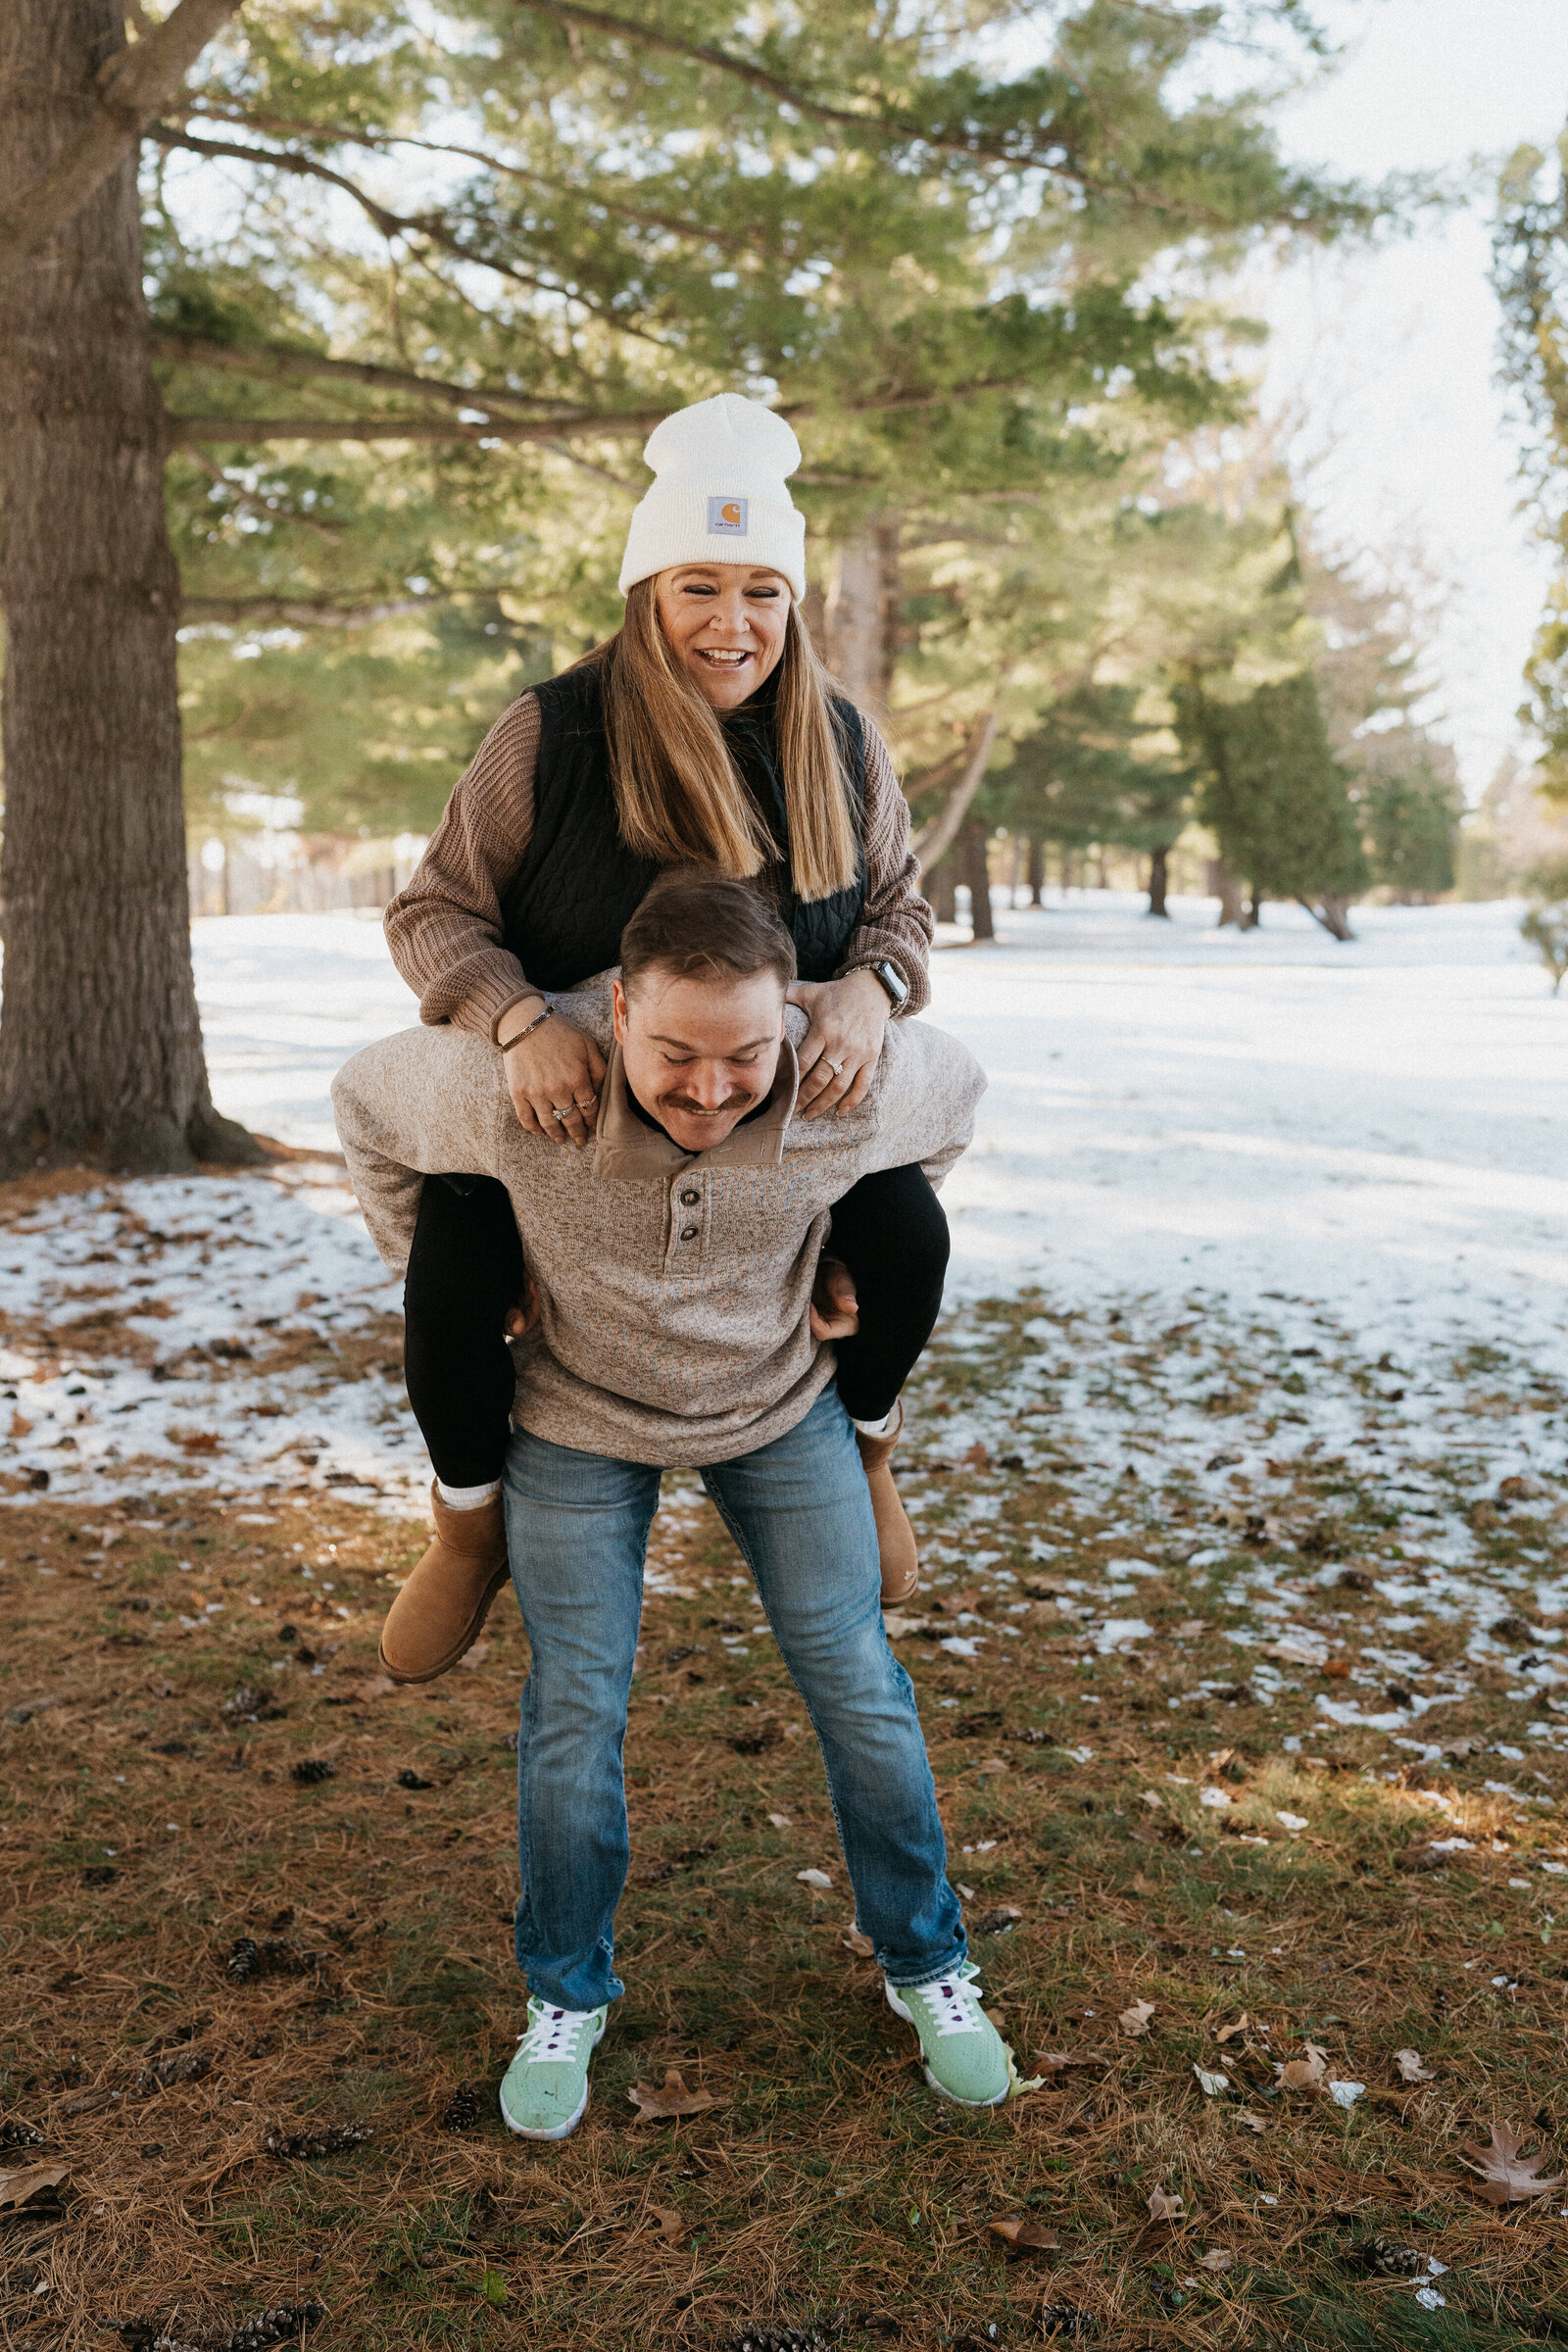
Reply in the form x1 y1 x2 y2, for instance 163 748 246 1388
497 662 867 992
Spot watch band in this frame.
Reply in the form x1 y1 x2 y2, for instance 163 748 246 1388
844 957 909 1009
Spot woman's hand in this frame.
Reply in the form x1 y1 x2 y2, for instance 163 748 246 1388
789 968 892 1119
808 1257 860 1342
501 1000 608 1148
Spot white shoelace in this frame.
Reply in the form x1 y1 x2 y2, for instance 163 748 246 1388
910 1975 987 2038
517 2005 597 2063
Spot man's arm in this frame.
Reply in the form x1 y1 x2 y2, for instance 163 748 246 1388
330 1028 510 1277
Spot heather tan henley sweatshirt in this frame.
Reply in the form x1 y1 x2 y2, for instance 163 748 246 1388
331 975 984 1467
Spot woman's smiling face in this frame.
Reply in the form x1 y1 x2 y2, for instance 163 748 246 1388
653 564 791 710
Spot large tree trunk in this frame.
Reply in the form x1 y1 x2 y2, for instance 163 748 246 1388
1298 893 1355 942
0 0 254 1173
960 817 995 941
822 521 900 722
1148 844 1171 917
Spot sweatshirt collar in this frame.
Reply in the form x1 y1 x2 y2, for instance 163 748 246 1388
593 1034 799 1180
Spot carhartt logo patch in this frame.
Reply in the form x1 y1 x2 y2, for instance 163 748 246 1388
708 496 748 535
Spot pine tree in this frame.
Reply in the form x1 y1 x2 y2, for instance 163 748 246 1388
1177 670 1368 937
1 0 1406 1168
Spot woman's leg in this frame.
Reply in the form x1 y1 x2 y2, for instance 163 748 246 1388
827 1162 950 1423
403 1174 524 1490
503 1428 662 2011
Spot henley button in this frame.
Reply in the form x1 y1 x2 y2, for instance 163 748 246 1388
680 1189 699 1205
680 1225 699 1241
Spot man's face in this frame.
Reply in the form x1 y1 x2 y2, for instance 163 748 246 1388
612 966 785 1152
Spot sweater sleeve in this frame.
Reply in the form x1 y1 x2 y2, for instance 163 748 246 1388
849 1014 987 1192
835 715 934 1016
330 1028 509 1278
382 692 541 1042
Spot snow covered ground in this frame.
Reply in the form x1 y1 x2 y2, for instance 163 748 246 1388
3 892 1565 1555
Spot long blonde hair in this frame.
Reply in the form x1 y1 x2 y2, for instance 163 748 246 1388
578 580 860 901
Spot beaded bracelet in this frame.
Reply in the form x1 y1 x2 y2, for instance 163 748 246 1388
498 1002 554 1053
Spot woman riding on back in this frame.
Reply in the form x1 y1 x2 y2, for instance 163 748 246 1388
376 394 950 1683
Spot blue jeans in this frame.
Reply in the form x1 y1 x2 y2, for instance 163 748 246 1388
502 1387 964 2011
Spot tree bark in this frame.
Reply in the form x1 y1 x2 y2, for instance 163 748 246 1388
0 0 257 1173
908 704 1000 873
927 856 956 924
960 817 995 941
823 521 900 722
1207 856 1246 929
1148 843 1171 918
1027 834 1045 906
1298 893 1355 942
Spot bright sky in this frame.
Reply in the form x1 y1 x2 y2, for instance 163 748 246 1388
1259 0 1568 793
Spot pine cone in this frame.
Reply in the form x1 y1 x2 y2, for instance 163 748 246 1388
290 1758 335 1786
264 2123 370 2160
438 2082 484 2132
226 1936 260 1983
0 2118 45 2147
222 2301 327 2352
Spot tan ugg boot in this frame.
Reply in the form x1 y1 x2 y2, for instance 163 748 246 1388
378 1483 511 1685
856 1399 919 1606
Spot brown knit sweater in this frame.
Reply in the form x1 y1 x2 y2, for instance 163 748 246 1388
383 688 933 1041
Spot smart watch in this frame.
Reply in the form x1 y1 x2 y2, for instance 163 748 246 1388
845 957 909 1010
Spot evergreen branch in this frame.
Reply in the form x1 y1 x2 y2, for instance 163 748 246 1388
182 594 457 626
153 328 580 421
0 0 243 280
166 411 662 446
171 105 767 254
514 0 1347 231
149 126 629 314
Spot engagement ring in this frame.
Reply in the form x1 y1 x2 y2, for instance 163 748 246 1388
551 1105 572 1120
825 1056 846 1077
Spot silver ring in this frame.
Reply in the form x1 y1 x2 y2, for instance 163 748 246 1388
551 1105 572 1120
573 1095 598 1110
825 1056 846 1077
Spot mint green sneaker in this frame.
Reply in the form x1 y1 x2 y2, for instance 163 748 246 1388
498 1998 608 2141
885 1962 1010 2108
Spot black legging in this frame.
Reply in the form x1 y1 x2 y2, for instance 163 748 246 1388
401 1161 950 1489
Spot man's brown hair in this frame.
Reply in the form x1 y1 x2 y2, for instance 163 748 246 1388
619 872 797 996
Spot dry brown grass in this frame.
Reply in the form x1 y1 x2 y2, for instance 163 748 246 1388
2 1298 1566 2351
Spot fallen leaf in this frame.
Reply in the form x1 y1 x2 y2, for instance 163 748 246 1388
652 2205 685 2246
1320 1659 1352 1681
843 1925 874 1958
1140 1790 1164 1810
796 1868 833 1890
1036 2051 1107 2074
1147 2186 1185 2223
1118 1999 1156 2039
988 2215 1061 2254
1234 2108 1268 2133
1275 2042 1329 2091
627 2070 724 2123
1441 1736 1486 1761
1327 2080 1366 2109
1459 2123 1564 2206
931 1590 979 1616
1213 2014 1250 2045
1396 2048 1435 2083
976 1755 1011 1775
962 1443 991 1470
956 1882 977 1899
355 1674 396 1700
0 2163 69 2212
1193 2067 1231 2097
1200 2248 1235 2273
881 1613 930 1639
765 1812 792 1829
10 1413 31 1439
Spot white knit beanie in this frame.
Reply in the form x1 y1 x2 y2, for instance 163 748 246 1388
617 393 807 602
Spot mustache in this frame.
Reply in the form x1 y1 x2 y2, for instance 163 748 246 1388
659 1087 759 1117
